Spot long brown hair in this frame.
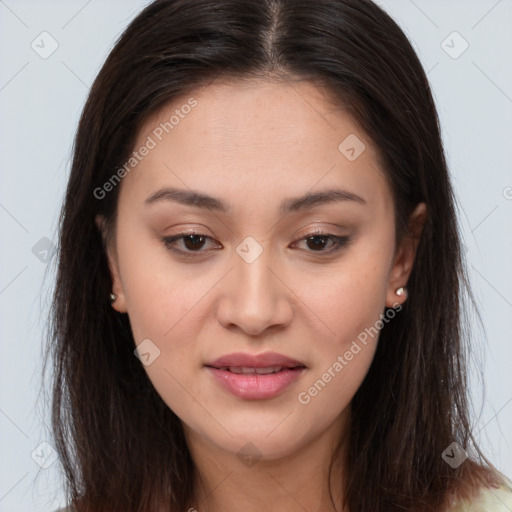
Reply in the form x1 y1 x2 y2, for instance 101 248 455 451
44 0 501 510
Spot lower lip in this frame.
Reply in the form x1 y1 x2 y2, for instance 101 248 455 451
206 367 306 400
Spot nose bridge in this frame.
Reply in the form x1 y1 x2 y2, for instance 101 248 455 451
216 240 293 335
237 251 274 299
234 242 279 311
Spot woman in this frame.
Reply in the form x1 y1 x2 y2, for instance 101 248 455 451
47 0 512 511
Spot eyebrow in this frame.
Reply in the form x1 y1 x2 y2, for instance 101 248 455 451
144 187 366 214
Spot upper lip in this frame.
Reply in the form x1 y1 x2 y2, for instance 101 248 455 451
205 351 306 369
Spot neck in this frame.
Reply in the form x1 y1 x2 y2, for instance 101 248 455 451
183 410 350 512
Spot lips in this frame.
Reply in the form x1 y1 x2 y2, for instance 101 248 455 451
205 351 307 371
205 352 307 400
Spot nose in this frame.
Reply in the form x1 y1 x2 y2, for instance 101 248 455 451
216 249 294 337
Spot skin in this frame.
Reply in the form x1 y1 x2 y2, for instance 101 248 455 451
97 78 426 512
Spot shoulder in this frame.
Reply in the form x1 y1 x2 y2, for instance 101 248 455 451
449 478 512 511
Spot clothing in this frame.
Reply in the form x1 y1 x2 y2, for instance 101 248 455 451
54 481 512 512
449 479 512 511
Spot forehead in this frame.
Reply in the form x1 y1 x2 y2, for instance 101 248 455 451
123 78 390 210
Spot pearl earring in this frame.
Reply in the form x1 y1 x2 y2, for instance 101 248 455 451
109 293 117 303
395 287 405 296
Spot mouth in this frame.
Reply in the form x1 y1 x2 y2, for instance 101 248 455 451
204 352 307 399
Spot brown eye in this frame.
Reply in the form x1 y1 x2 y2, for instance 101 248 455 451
162 232 222 257
293 230 351 254
305 235 332 251
182 234 207 251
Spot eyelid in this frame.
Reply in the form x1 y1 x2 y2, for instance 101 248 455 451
292 226 345 240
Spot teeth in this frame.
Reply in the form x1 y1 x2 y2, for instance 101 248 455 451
255 366 283 375
228 366 283 374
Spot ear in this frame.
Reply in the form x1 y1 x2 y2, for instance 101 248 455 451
385 202 427 308
95 214 127 313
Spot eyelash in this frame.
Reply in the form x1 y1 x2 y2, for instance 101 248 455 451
162 229 351 258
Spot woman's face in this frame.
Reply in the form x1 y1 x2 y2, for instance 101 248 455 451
100 78 423 462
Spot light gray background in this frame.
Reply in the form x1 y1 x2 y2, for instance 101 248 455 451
0 1 511 510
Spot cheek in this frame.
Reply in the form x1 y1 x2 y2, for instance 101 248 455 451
116 227 209 344
123 266 211 424
295 284 383 430
295 339 378 445
293 246 391 412
300 251 391 346
114 227 213 411
123 268 212 397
